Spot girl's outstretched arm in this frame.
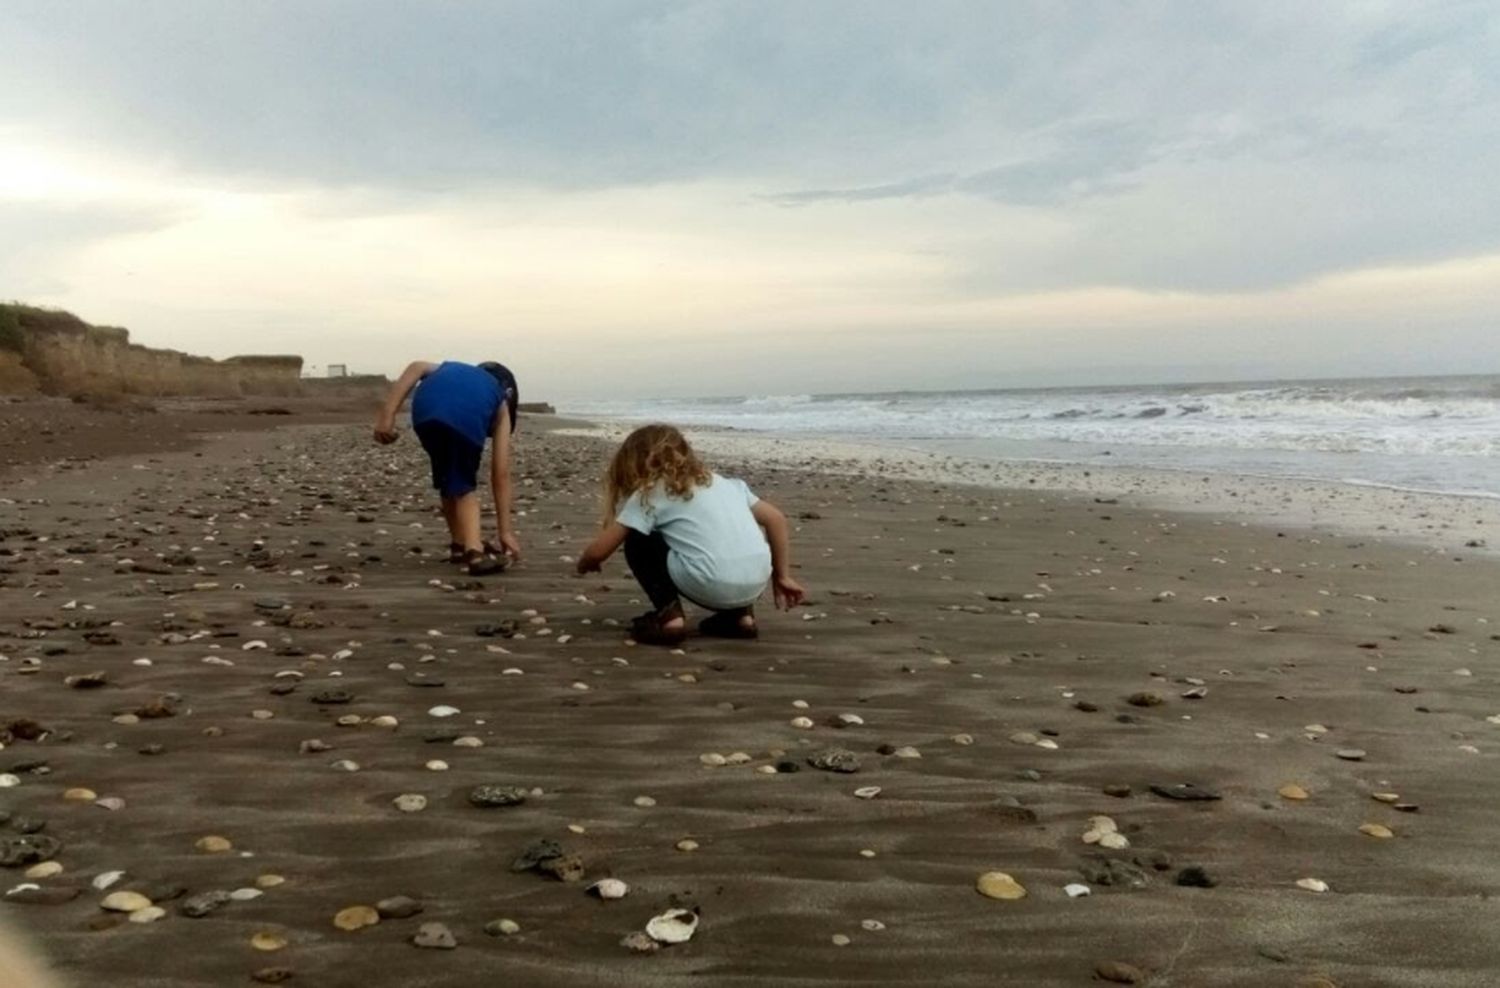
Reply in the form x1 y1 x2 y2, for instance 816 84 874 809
752 499 806 609
373 360 438 443
577 522 629 574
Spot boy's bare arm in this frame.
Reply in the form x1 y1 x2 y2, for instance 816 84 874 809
577 522 629 574
373 361 437 443
752 499 806 608
490 405 520 557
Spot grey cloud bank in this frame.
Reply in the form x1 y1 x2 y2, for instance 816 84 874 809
1 1 1498 393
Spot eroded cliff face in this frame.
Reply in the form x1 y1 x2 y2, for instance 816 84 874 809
0 305 303 397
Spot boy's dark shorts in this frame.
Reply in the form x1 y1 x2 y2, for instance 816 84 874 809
415 421 484 497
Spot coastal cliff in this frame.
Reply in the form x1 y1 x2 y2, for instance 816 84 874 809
0 304 303 397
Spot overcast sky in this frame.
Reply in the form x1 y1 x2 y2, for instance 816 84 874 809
2 1 1497 399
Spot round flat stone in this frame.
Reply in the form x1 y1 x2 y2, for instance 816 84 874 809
251 932 289 952
1335 749 1366 761
333 905 380 931
101 891 153 913
1278 784 1310 801
196 836 233 853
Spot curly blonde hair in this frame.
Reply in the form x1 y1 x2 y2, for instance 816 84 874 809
602 424 711 525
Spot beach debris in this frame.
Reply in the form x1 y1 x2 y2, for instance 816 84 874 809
976 872 1027 900
333 905 380 931
1149 783 1222 802
645 908 699 944
412 922 458 949
469 784 527 808
588 879 629 900
807 748 861 773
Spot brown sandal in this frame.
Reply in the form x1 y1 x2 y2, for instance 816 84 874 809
629 606 687 646
464 548 506 577
699 608 758 640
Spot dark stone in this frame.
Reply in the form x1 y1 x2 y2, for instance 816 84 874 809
1103 784 1132 798
311 689 353 705
0 834 63 867
1176 866 1217 888
469 784 528 808
424 728 462 743
807 748 861 773
1127 692 1164 707
538 853 586 883
511 839 565 873
1074 701 1100 713
128 880 186 903
252 968 295 984
4 885 81 905
992 796 1038 824
475 620 520 639
180 890 233 918
376 895 424 920
774 760 801 773
1078 856 1150 890
405 675 445 688
1150 783 1222 802
1095 960 1146 984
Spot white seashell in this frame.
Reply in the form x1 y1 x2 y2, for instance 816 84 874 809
1296 878 1329 893
854 786 882 800
645 909 698 944
589 879 629 900
1064 883 1092 898
428 705 460 718
790 717 814 729
92 871 125 891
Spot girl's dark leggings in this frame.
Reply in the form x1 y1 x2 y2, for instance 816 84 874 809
623 531 686 611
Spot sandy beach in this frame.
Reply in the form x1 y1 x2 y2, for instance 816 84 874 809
4 406 1500 987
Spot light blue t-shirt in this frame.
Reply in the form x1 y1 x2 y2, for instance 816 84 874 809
616 473 772 610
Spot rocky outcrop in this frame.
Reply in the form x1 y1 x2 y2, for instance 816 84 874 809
0 304 303 397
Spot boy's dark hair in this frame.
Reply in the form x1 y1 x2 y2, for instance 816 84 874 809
478 361 520 432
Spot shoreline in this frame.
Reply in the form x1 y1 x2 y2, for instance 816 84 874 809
554 420 1500 555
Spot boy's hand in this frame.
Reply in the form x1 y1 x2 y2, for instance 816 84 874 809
576 553 601 575
773 574 806 610
372 417 399 444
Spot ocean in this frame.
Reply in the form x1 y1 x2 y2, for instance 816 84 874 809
567 375 1500 499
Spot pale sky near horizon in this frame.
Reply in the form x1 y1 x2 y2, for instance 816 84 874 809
2 1 1498 400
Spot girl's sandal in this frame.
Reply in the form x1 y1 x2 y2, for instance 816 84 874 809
699 609 758 640
464 548 507 577
448 542 466 565
629 608 687 647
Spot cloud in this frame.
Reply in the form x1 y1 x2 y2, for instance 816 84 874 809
0 1 1497 394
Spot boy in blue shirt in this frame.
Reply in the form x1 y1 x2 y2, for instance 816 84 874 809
373 360 520 575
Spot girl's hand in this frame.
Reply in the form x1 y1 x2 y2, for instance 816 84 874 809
773 574 806 610
576 553 601 575
498 531 522 560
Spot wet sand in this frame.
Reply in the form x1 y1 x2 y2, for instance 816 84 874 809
3 414 1500 987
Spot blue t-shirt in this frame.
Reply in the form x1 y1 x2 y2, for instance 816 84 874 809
410 362 504 448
